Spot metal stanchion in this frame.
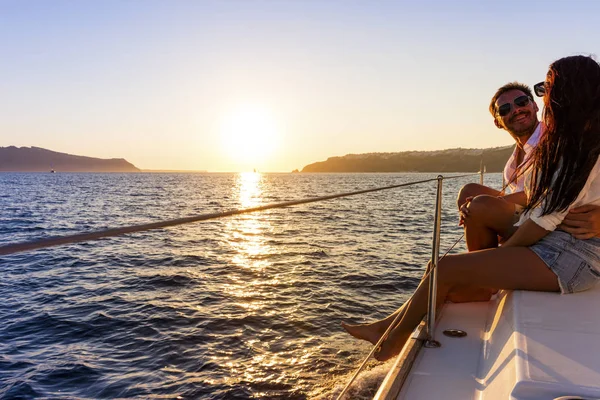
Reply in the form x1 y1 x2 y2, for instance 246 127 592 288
424 175 443 348
480 160 484 185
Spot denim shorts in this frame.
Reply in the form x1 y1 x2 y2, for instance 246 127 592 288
529 230 600 294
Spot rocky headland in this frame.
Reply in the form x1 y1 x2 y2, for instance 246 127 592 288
0 146 140 172
300 146 513 173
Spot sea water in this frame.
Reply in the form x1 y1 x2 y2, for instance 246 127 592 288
0 172 501 399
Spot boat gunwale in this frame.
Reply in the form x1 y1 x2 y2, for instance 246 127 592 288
373 320 427 400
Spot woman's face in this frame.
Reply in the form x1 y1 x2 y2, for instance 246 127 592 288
543 70 553 104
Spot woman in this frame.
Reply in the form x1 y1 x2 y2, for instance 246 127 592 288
343 55 600 361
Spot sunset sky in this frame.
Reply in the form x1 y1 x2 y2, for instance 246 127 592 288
1 0 598 172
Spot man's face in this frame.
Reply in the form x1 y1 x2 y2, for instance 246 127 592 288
494 89 539 137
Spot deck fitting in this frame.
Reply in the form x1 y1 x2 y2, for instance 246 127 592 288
443 329 467 338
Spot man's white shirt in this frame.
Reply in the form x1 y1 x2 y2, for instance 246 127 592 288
503 123 543 194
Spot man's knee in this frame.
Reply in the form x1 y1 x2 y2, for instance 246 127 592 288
464 195 498 223
457 183 486 207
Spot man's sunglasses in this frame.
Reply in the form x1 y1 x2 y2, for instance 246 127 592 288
497 95 531 117
534 81 546 97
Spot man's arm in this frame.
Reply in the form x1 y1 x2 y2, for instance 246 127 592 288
498 191 527 207
559 204 600 239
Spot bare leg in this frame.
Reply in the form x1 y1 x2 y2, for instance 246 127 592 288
374 247 559 361
341 303 408 344
342 262 434 343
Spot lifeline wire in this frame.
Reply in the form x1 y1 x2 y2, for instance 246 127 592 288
0 173 479 256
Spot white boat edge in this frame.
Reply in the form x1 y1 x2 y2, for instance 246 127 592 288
373 285 600 400
373 320 427 400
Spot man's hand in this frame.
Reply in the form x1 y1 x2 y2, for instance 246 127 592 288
560 205 600 239
458 196 474 226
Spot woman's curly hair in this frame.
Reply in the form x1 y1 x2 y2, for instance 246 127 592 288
527 55 600 215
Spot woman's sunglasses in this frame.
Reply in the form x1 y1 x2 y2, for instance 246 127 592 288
534 81 546 97
497 95 531 117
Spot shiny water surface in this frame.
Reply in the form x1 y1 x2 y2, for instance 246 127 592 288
0 172 501 399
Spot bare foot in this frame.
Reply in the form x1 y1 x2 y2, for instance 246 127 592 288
374 327 411 361
341 321 386 345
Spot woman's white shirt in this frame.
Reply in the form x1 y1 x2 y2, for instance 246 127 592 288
516 155 600 231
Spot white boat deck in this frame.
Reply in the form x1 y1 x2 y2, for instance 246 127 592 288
396 301 489 399
392 284 600 400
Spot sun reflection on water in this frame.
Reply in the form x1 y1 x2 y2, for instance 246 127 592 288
216 172 322 391
238 171 262 208
226 172 273 271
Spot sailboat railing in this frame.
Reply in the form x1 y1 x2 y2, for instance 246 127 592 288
335 168 485 400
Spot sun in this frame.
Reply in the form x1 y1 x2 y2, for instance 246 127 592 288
219 104 280 169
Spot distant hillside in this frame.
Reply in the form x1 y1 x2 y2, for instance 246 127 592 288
301 146 514 173
0 146 140 172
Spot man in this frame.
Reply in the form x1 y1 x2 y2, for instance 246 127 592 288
457 82 540 251
451 82 600 302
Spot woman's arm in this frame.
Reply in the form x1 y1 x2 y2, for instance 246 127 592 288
502 218 551 247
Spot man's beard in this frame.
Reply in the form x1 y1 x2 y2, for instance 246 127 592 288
511 125 536 137
509 113 537 137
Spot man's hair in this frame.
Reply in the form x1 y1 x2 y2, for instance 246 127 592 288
489 82 534 116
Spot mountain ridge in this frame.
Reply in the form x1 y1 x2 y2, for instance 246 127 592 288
300 145 514 173
0 146 140 172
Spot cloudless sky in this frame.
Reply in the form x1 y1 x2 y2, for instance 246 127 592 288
1 0 598 171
